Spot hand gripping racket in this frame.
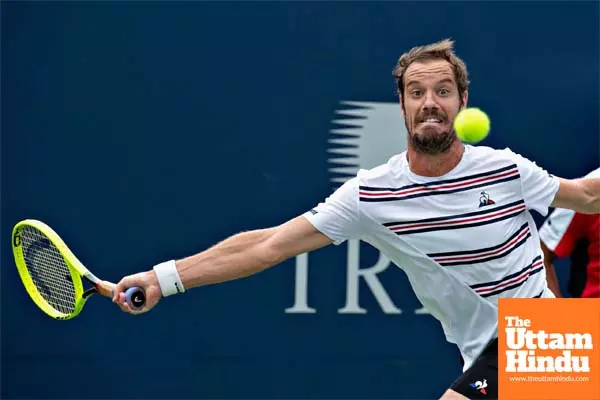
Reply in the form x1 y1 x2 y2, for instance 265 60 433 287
12 219 145 320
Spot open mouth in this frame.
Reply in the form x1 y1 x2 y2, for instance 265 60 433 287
418 118 444 125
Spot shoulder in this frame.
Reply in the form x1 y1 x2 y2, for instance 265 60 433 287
468 146 553 179
356 152 408 188
466 145 522 165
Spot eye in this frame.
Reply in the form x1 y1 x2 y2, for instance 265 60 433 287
438 88 450 96
411 89 423 97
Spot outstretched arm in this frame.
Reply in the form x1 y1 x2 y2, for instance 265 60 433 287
176 216 332 288
112 216 332 313
113 176 362 314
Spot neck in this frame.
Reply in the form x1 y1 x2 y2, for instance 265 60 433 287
407 140 465 177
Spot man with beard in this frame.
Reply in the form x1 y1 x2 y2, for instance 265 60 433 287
112 40 600 399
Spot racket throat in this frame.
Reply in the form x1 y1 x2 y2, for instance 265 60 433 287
83 271 101 284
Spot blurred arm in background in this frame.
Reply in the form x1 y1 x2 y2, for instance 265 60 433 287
552 176 600 214
540 240 562 297
541 167 600 298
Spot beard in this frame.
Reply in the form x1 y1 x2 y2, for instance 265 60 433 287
404 106 458 155
408 125 457 155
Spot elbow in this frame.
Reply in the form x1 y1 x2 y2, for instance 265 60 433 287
257 244 286 268
255 225 294 268
256 229 287 268
583 193 600 214
583 178 600 214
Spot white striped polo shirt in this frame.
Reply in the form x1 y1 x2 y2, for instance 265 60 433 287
304 144 560 371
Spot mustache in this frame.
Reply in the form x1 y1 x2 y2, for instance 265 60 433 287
416 110 447 122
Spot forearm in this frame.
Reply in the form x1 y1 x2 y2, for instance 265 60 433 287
175 228 282 289
553 177 600 214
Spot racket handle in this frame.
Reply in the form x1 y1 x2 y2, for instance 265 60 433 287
125 287 146 310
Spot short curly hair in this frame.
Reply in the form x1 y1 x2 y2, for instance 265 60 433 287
392 39 470 99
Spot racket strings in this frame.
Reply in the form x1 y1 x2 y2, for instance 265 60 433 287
20 226 77 314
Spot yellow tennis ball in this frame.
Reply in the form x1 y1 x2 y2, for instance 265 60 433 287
453 108 490 143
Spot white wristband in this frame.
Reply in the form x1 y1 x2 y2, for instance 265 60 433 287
153 260 185 297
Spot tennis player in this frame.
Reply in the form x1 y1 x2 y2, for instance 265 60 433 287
113 39 600 399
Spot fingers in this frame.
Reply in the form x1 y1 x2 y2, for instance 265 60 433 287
112 272 144 302
113 276 136 302
114 291 143 315
116 294 131 313
96 280 116 298
112 275 140 312
112 271 160 315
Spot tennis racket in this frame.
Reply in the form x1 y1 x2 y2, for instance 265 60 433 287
12 219 145 320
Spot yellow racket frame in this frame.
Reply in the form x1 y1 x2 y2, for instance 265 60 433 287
12 219 92 320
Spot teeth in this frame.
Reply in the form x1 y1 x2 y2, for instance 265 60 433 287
425 118 441 123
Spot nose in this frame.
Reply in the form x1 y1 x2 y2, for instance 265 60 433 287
421 90 439 112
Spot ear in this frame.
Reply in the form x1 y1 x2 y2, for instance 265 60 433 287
399 96 405 118
461 90 469 109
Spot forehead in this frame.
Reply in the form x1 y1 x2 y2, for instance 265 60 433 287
404 59 455 86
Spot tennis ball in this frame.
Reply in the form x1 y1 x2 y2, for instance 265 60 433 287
453 107 490 143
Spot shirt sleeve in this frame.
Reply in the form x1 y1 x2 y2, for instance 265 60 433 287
505 148 560 216
583 167 600 179
302 177 362 245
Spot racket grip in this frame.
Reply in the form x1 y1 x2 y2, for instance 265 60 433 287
125 287 146 310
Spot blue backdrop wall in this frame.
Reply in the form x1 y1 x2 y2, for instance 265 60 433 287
2 2 598 399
